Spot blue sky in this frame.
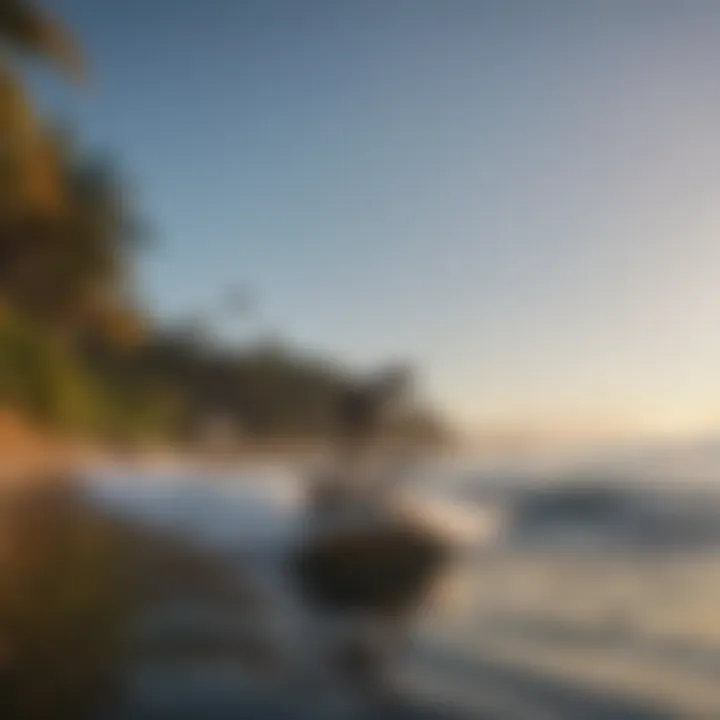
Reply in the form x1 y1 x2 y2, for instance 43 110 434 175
38 0 720 438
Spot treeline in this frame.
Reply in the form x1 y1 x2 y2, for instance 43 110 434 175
85 331 446 446
0 1 447 448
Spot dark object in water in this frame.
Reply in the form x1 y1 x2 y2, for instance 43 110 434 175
336 386 380 441
291 522 450 615
515 484 634 529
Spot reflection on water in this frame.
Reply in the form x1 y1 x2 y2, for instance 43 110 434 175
3 469 720 718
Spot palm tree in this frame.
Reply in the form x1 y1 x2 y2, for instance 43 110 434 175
0 130 141 341
0 0 84 80
0 0 84 216
0 2 97 335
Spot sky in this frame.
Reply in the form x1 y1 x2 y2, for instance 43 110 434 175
35 0 720 440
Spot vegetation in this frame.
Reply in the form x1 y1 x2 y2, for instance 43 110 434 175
0 1 447 450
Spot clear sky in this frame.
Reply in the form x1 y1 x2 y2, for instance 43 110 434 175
38 0 720 439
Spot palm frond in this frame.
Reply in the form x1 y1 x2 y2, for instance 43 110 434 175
0 0 85 81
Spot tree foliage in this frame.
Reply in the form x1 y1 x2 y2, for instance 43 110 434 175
0 2 447 448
